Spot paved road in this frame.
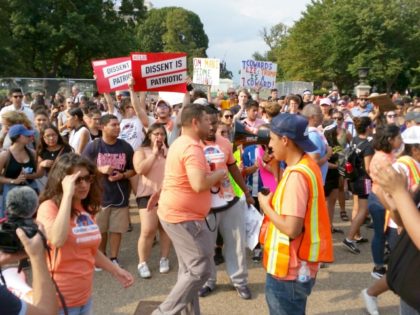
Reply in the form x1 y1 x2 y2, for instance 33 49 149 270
92 200 400 315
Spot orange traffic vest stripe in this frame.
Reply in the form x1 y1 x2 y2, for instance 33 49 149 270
263 155 334 278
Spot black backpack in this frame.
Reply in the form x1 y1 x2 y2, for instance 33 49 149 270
337 139 369 181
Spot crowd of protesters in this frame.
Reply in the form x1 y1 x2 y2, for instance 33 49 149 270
0 79 419 315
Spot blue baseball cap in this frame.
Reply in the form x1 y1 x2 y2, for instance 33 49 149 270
270 113 317 152
8 124 35 138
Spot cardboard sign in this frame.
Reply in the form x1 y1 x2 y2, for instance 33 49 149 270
131 52 187 93
92 57 131 93
193 58 220 85
240 59 277 89
367 94 397 112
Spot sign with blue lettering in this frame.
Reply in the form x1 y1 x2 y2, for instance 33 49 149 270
240 59 277 89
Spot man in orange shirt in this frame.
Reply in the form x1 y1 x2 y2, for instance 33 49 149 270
152 104 226 315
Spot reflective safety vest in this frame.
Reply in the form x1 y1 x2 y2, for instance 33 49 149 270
397 156 420 186
263 155 334 278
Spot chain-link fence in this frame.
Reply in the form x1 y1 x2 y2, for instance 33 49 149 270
0 77 97 98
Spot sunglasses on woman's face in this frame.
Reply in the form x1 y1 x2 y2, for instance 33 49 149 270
224 115 233 119
387 114 397 118
75 174 94 185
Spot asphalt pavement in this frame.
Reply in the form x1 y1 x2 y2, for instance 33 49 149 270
92 199 400 315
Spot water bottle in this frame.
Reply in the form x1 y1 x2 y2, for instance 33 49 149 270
297 261 311 283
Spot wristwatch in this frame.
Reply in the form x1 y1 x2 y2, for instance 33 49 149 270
10 179 15 184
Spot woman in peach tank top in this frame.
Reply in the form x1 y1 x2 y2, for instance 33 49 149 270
133 123 171 279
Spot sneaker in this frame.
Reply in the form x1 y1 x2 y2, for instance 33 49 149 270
371 266 386 279
355 236 369 244
342 238 361 254
361 288 379 315
252 248 262 262
138 262 151 278
159 257 170 274
198 285 213 297
111 258 122 268
235 285 252 300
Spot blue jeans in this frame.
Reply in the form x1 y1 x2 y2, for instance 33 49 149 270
58 298 93 315
265 273 315 315
368 192 386 266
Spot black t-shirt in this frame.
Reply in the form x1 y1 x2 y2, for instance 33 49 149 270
0 284 22 315
82 138 134 207
352 136 374 178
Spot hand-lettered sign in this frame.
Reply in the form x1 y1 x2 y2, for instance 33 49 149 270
131 52 187 93
92 57 131 93
193 58 220 85
240 59 277 89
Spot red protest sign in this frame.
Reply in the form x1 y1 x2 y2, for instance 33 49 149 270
131 52 187 93
92 57 131 93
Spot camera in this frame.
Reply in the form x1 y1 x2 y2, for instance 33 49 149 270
0 215 38 253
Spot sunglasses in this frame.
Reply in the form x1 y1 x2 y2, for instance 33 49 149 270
12 95 23 99
75 174 94 185
224 115 233 119
387 114 397 118
333 117 343 121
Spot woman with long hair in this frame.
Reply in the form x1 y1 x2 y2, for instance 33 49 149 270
342 117 375 254
67 108 91 155
36 153 133 314
36 124 73 191
0 124 42 217
368 124 403 279
133 123 171 278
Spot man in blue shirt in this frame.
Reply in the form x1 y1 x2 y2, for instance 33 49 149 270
351 94 373 117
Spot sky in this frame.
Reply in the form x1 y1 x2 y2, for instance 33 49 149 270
151 0 311 83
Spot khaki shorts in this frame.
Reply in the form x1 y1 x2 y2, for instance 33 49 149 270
96 206 129 233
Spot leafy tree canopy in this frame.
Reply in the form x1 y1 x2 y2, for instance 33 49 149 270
257 0 420 93
136 7 209 73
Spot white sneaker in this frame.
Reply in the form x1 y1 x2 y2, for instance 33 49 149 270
138 262 151 279
159 257 170 274
361 288 379 315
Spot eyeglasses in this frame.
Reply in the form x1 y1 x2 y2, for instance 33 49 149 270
75 174 94 185
333 117 343 121
387 114 397 118
43 134 58 139
360 98 367 101
12 95 23 99
223 115 233 119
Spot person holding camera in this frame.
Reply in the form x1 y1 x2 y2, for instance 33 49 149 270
36 153 133 314
0 224 58 315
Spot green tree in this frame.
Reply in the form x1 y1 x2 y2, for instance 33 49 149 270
263 0 420 93
136 7 209 73
2 0 146 78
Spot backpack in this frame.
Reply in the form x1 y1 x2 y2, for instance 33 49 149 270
337 139 369 181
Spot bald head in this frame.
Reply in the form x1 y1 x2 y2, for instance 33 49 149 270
301 103 322 127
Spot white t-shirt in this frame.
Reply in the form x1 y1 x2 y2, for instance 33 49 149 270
118 117 144 150
69 126 91 152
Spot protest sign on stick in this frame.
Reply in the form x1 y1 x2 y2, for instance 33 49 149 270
193 58 220 85
92 57 131 93
131 52 187 93
240 59 277 89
